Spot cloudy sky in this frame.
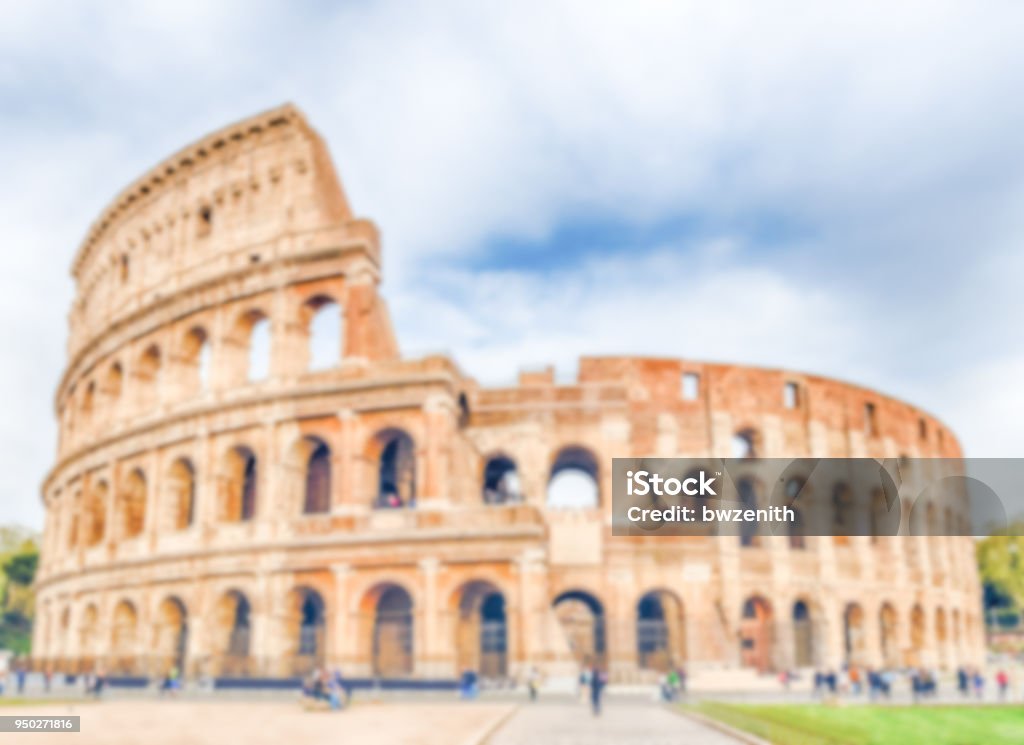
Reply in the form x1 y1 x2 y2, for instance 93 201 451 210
2 1 1023 530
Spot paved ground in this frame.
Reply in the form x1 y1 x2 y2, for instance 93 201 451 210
0 700 516 745
488 701 741 745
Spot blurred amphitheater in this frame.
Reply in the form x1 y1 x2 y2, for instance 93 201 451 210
33 105 984 685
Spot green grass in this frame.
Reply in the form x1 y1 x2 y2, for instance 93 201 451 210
689 701 1024 745
0 699 89 708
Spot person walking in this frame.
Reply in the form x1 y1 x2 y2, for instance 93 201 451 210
972 669 985 700
15 658 27 695
996 669 1009 701
526 665 541 702
957 667 969 698
589 664 606 717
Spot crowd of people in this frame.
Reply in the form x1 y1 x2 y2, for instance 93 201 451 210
799 663 1017 703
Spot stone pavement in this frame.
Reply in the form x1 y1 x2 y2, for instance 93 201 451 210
0 700 516 745
487 700 742 745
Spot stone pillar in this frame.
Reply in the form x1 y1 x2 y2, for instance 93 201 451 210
419 558 442 677
330 564 351 666
515 550 546 675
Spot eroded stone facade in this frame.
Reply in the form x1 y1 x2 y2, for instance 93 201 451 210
34 105 984 682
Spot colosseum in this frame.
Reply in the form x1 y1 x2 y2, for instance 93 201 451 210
34 104 984 686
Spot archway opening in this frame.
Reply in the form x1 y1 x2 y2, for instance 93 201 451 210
302 437 332 515
373 585 414 677
216 591 252 676
553 590 606 668
373 429 415 508
167 459 195 531
455 581 507 679
737 478 761 547
155 597 188 677
224 446 257 522
110 600 138 674
637 590 685 672
483 455 521 504
843 603 866 666
793 600 814 668
289 588 326 675
304 296 343 371
879 603 899 668
740 596 773 672
84 481 107 547
119 469 147 540
547 447 599 508
909 604 926 666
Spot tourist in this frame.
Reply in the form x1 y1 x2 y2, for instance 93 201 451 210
15 657 27 695
589 664 606 717
89 666 106 698
996 669 1009 701
957 666 969 698
849 665 862 696
526 665 541 702
666 667 680 701
327 668 347 710
972 669 985 700
459 669 478 700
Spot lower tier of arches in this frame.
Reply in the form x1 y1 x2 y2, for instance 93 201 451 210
35 563 986 682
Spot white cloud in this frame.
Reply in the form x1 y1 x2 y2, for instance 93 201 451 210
1 0 1023 527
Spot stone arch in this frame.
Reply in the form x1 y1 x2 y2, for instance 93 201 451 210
879 602 899 667
82 380 96 425
110 600 139 673
452 580 507 679
296 436 332 515
302 294 344 371
361 583 414 678
547 446 600 509
369 428 416 508
731 427 760 458
229 308 271 383
935 606 949 668
102 361 124 405
843 602 867 665
286 586 327 674
117 468 147 540
165 458 196 531
154 596 188 675
214 590 252 675
737 477 762 547
181 325 211 394
66 490 81 550
553 590 606 667
792 599 815 668
832 482 853 546
482 453 521 504
83 480 108 548
784 477 807 549
636 589 685 672
740 595 773 672
909 604 926 665
78 604 99 669
136 343 162 403
221 445 257 522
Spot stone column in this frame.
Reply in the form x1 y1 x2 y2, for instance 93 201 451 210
417 558 443 677
330 563 351 667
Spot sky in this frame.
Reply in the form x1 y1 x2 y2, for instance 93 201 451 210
1 1 1023 530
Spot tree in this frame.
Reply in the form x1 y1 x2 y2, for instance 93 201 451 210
976 522 1024 626
0 531 39 654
